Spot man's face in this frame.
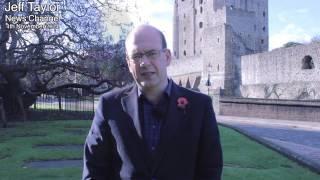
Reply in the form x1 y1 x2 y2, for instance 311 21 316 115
126 28 171 91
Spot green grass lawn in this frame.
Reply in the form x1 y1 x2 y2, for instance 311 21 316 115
0 120 319 180
0 120 90 180
221 127 319 179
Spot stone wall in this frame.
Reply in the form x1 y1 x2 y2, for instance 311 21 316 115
226 0 269 53
168 56 203 77
174 0 196 58
219 97 320 122
201 24 226 90
240 42 320 99
241 82 320 100
168 56 203 90
172 0 269 97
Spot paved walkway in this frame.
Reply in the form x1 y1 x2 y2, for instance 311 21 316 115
217 115 320 174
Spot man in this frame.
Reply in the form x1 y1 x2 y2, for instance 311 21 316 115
83 24 223 180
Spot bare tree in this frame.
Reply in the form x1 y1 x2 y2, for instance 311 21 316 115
0 0 136 121
311 35 320 43
282 41 303 48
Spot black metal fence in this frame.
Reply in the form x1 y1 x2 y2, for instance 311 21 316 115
27 92 99 121
0 88 102 123
30 93 98 113
31 91 98 112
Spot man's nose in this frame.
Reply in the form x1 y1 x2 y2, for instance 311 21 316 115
139 55 151 65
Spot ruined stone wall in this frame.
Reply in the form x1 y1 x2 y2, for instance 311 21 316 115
241 42 320 99
173 0 179 58
201 25 226 90
220 97 320 121
168 56 201 85
222 0 268 95
173 0 228 59
174 0 196 59
168 56 203 77
172 0 269 97
222 0 269 53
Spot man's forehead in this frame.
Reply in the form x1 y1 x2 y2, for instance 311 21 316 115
126 46 159 55
126 37 162 54
125 25 162 50
126 34 160 46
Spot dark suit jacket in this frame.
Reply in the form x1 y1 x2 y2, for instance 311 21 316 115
83 82 223 180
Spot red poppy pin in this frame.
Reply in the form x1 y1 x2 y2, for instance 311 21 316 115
177 97 189 110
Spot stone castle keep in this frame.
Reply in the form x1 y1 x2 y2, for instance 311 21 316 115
168 0 320 102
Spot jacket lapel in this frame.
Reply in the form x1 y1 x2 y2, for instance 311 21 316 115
152 83 187 173
120 85 151 172
121 85 143 138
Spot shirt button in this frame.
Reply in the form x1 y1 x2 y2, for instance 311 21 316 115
152 125 156 129
151 146 155 151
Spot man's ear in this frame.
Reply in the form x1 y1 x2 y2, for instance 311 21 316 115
165 49 172 66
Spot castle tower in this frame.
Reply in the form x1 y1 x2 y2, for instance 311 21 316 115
173 0 197 58
172 0 268 96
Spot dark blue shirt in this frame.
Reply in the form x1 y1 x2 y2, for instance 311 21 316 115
138 80 172 154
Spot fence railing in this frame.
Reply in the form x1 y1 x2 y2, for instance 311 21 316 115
30 93 99 113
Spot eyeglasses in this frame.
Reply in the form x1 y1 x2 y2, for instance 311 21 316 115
128 49 166 63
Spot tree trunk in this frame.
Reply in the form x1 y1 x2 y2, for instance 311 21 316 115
1 83 36 121
16 95 27 122
0 98 7 128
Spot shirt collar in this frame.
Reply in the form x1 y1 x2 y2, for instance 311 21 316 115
137 79 172 98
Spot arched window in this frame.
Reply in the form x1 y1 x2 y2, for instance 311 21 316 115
302 55 315 69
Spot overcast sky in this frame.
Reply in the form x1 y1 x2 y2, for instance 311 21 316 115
135 0 320 50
